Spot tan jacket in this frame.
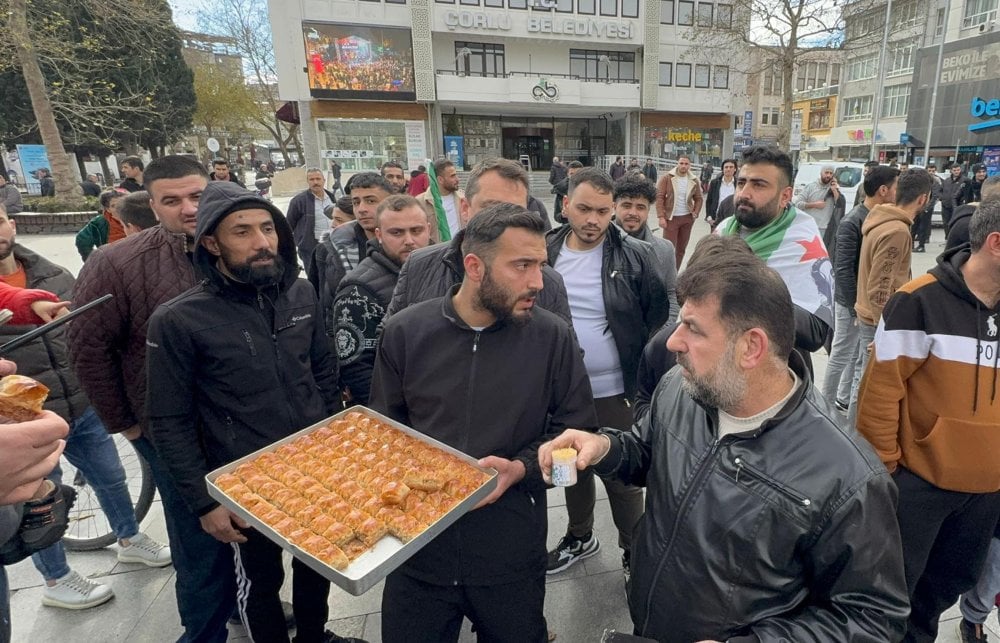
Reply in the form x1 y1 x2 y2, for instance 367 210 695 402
655 170 704 223
854 204 914 325
418 187 465 243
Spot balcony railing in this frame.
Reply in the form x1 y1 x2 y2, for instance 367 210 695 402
436 69 640 84
793 84 840 100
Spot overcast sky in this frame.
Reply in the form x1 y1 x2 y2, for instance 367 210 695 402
169 0 200 30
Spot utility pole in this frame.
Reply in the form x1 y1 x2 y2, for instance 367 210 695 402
869 0 894 160
923 0 951 166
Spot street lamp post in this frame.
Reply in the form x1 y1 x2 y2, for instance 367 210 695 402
923 0 951 166
869 0 894 160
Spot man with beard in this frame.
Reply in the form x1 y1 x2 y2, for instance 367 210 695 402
380 161 406 194
418 158 464 243
68 156 237 641
940 163 968 230
209 159 246 188
539 248 909 643
387 158 571 323
794 164 840 234
145 182 361 643
613 173 678 321
960 164 988 207
716 146 833 375
334 195 430 404
546 167 668 580
370 202 597 643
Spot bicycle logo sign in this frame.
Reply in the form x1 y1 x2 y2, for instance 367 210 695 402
532 79 559 102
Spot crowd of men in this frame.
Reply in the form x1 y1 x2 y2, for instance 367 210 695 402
0 146 997 643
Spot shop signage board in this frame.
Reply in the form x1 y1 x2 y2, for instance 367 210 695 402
440 10 636 40
404 121 427 171
790 118 802 151
742 111 753 138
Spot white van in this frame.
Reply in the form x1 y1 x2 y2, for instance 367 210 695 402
793 161 867 209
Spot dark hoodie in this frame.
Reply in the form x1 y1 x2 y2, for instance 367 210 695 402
856 245 1000 494
145 181 339 516
946 203 976 251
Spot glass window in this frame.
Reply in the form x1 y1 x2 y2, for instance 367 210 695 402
436 0 454 3
713 65 728 88
717 3 732 27
385 0 406 4
509 0 527 8
622 0 639 17
808 108 830 129
677 0 694 24
695 64 710 87
601 0 618 15
881 84 910 118
659 62 672 85
661 0 674 23
761 111 770 125
569 49 637 81
460 0 479 5
319 120 410 172
578 0 596 12
456 42 506 78
697 2 713 26
676 63 692 86
888 42 914 76
846 56 877 81
830 63 841 85
556 0 574 11
842 95 873 121
935 7 946 36
771 108 780 126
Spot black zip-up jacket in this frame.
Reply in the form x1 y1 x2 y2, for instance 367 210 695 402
834 202 870 313
594 352 909 642
333 242 400 404
939 175 966 211
546 224 669 399
961 178 983 205
386 230 573 324
946 203 976 251
369 290 597 585
309 220 370 335
146 182 339 516
705 175 735 220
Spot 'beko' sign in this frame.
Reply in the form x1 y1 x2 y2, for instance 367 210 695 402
443 10 634 39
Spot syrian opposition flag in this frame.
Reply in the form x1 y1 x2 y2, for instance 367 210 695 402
718 206 835 328
425 159 452 242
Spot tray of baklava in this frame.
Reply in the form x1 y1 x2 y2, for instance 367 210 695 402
206 405 497 595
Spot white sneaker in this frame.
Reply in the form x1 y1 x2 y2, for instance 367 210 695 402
41 570 114 610
117 532 172 567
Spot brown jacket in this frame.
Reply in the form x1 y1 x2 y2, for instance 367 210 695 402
68 225 196 434
655 170 704 223
854 204 913 326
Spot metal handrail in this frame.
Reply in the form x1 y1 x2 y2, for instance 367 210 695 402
436 69 640 84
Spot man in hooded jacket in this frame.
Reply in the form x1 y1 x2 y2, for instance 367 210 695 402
145 182 361 643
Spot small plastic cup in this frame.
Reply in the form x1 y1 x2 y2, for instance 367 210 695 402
551 447 578 487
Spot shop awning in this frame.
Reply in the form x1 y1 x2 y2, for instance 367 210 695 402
276 102 300 125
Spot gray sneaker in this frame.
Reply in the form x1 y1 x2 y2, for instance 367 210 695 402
546 532 600 574
117 532 171 567
41 570 114 610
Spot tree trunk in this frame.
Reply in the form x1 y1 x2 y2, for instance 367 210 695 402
779 52 796 150
10 0 82 198
99 155 112 187
75 151 88 182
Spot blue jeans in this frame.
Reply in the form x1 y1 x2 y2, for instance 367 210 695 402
821 303 861 410
131 435 235 643
846 321 878 431
960 536 1000 624
32 407 139 581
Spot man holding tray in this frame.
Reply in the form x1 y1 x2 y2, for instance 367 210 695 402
370 202 598 642
146 182 362 643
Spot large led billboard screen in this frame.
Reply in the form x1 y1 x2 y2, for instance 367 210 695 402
303 22 416 101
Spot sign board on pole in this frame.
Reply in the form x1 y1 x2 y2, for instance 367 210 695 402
742 111 753 138
206 138 221 153
789 118 802 151
404 122 427 171
15 145 51 196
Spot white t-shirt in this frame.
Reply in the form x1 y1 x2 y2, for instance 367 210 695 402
555 240 624 398
442 193 460 237
718 178 736 209
314 194 333 241
673 176 691 217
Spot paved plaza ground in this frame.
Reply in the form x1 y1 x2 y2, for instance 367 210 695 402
5 202 996 642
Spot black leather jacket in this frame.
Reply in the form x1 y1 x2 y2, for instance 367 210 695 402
834 203 870 313
386 231 572 324
546 225 669 399
594 353 909 643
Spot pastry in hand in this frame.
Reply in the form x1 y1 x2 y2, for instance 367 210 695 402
0 374 49 421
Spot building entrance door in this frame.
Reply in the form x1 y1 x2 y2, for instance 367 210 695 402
502 128 553 170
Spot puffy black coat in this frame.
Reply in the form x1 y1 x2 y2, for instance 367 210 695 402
309 221 369 335
546 224 669 399
595 352 909 642
833 203 870 312
386 231 573 324
0 245 89 422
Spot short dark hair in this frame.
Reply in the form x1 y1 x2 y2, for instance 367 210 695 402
99 189 126 210
894 169 934 207
677 241 794 360
466 158 529 205
969 197 1000 252
741 146 794 187
376 194 423 226
461 202 545 264
143 156 209 193
122 156 144 171
613 173 656 204
721 158 738 170
567 161 584 170
433 158 454 176
863 166 900 198
336 196 354 216
568 166 614 197
864 160 880 169
212 158 229 168
686 234 755 268
119 191 158 230
381 161 403 176
347 172 393 195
